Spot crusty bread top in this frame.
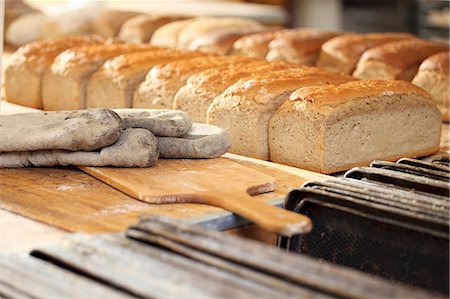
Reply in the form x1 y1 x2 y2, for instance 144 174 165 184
51 43 157 71
231 30 281 56
289 80 433 110
188 27 267 54
9 35 108 72
118 15 187 42
358 39 449 69
418 51 449 75
219 68 355 105
177 17 264 49
100 49 205 77
149 55 257 80
150 18 198 47
186 60 295 89
90 10 143 37
320 32 414 60
269 30 342 55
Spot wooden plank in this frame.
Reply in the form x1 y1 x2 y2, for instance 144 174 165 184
0 256 133 299
31 234 292 299
0 167 224 233
127 217 439 299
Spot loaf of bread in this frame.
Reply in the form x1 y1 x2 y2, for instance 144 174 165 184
231 30 281 58
118 15 187 43
86 49 205 109
150 18 201 48
176 17 264 49
174 61 295 123
207 68 355 159
353 39 449 80
188 27 267 55
412 51 449 122
4 35 107 109
90 10 143 37
132 55 257 109
269 80 441 173
42 44 157 111
316 32 414 74
266 30 342 65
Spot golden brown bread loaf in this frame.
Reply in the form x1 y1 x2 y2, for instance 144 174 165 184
86 49 206 109
231 30 281 58
150 19 198 48
353 39 449 80
412 51 449 122
90 10 143 37
174 60 295 123
4 35 108 109
316 32 414 74
266 29 342 65
176 17 264 50
187 28 267 55
207 68 356 159
42 44 158 111
132 55 258 109
269 80 441 173
118 15 187 43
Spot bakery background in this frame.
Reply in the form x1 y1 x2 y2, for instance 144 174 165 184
4 0 450 45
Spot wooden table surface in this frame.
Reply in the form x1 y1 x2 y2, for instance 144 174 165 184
1 101 448 255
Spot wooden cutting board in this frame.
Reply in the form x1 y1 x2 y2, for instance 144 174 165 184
80 158 312 236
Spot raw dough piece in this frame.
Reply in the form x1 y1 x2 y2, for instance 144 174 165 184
114 109 192 137
0 109 121 152
0 128 158 168
157 123 231 158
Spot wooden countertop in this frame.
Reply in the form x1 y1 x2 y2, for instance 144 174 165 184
1 101 448 255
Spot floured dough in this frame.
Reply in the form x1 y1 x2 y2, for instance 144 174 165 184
157 123 231 158
0 109 122 152
114 109 192 137
0 128 158 168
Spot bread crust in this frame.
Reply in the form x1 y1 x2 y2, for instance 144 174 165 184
90 10 142 37
42 43 157 110
231 30 281 57
176 17 264 49
118 15 187 43
87 49 205 108
4 35 107 109
289 80 432 109
353 39 449 80
317 32 414 74
133 55 257 109
266 30 342 64
150 19 198 48
412 51 450 121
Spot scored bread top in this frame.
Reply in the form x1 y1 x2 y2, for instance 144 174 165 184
217 68 355 105
268 30 342 55
288 80 433 110
99 49 205 77
320 32 414 61
9 35 109 73
50 43 157 72
418 51 449 75
358 39 449 69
